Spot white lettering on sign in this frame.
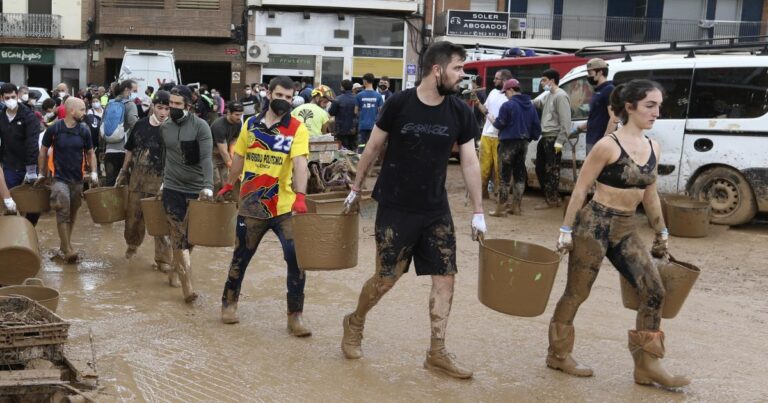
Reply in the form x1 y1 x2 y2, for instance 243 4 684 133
472 13 500 20
0 50 43 63
463 22 506 30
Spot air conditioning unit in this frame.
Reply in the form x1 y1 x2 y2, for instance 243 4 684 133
509 18 527 32
246 40 270 64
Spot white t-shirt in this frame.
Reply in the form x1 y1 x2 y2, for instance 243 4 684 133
481 89 507 137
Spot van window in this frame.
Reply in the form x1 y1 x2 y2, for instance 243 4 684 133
689 67 768 119
561 76 594 120
614 69 693 119
487 63 548 95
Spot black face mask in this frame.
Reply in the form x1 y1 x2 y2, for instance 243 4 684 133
170 107 185 122
436 70 459 96
269 99 291 116
587 76 598 86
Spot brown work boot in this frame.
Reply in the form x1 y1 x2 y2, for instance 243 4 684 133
424 348 473 379
125 245 138 259
175 250 198 303
287 313 312 337
221 302 239 324
341 313 364 359
507 199 522 215
546 322 594 377
628 330 690 388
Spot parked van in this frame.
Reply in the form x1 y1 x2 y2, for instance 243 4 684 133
531 54 768 225
119 48 179 95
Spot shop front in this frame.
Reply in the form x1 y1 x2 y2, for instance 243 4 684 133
0 46 87 94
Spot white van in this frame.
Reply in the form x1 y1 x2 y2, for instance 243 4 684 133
118 48 179 95
530 53 768 225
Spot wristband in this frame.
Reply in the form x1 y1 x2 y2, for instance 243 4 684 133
659 228 669 235
560 225 573 233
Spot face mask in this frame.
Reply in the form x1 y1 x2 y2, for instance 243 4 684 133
269 99 291 116
20 94 29 102
170 107 186 122
45 112 55 119
379 85 387 90
543 84 551 92
259 90 266 98
129 92 138 100
587 76 598 86
3 99 18 110
58 92 67 98
435 70 459 96
92 101 101 109
245 90 252 96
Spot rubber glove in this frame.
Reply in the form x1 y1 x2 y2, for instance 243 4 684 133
3 198 16 214
557 226 573 254
24 165 39 183
198 188 214 202
217 183 234 198
554 142 563 154
89 171 99 187
292 192 307 214
342 187 360 214
651 228 669 258
471 213 486 241
114 168 127 188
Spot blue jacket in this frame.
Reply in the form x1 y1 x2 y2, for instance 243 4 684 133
493 94 541 141
329 90 356 136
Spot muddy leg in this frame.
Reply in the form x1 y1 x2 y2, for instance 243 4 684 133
429 274 454 351
222 216 268 307
154 236 173 270
490 140 513 217
124 191 145 259
551 235 605 324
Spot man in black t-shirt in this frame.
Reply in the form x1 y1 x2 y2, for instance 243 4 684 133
210 101 244 193
340 41 486 379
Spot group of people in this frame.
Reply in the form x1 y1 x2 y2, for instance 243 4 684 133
0 41 688 389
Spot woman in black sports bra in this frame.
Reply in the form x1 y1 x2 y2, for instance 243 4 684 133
545 79 690 389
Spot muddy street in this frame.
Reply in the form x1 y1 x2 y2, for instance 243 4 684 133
26 164 768 402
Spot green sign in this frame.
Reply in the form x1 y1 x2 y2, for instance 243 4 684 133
266 54 315 70
0 48 55 65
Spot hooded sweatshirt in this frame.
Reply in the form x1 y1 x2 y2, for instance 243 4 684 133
493 94 541 141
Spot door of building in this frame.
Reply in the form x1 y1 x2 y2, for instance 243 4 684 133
321 57 343 96
26 65 53 90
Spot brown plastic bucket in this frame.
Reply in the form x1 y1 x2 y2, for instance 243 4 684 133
140 197 170 236
306 190 373 214
667 199 710 238
0 278 59 312
187 200 237 247
660 194 691 224
10 184 51 213
620 256 700 319
84 186 127 224
0 216 41 286
293 213 359 270
478 238 561 317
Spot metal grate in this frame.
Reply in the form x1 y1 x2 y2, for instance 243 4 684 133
0 13 61 38
101 0 164 8
176 0 220 10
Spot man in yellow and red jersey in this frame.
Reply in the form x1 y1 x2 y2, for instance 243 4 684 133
216 76 311 337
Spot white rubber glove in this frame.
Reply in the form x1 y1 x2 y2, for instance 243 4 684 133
89 171 99 187
554 142 563 154
651 228 669 258
198 188 214 201
471 213 486 241
557 226 573 254
342 188 360 214
3 198 16 214
24 165 39 183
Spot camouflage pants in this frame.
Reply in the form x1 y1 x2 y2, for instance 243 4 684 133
536 136 562 205
125 190 172 265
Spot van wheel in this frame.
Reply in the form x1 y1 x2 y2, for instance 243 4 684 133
689 167 757 225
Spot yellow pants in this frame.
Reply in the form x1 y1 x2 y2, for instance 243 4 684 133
479 135 500 191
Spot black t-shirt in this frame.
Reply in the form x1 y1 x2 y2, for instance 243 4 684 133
124 117 164 175
373 88 477 213
41 120 93 184
209 116 241 165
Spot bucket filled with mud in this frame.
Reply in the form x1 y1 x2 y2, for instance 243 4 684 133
84 186 127 224
188 200 237 247
0 278 59 312
666 199 710 238
293 213 359 270
0 215 41 286
140 197 170 236
10 184 51 213
620 255 700 319
660 194 692 224
478 238 561 317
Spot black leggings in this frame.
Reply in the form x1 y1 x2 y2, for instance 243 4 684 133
552 201 665 330
535 137 562 204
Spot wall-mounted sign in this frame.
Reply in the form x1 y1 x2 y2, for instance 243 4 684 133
232 71 241 84
0 48 55 65
353 48 404 59
266 54 316 70
446 10 509 38
225 48 240 56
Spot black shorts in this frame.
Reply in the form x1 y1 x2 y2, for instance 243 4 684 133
374 205 457 277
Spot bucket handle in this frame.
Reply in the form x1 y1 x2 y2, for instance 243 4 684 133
476 234 563 265
22 278 44 287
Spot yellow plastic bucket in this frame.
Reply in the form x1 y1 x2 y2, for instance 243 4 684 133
10 184 51 213
84 186 127 224
187 200 237 247
293 213 359 270
140 197 170 236
0 278 59 312
620 256 700 319
0 216 41 286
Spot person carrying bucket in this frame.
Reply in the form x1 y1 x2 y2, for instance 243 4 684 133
550 79 689 389
340 41 486 379
159 85 214 304
35 98 99 263
216 76 312 337
114 90 174 274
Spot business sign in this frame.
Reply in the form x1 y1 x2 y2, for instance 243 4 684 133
353 48 404 59
232 71 241 84
266 54 316 70
446 10 509 38
0 47 55 65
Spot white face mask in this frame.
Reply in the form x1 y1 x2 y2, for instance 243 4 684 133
20 94 29 102
92 101 102 109
3 99 18 110
245 90 252 96
259 90 267 98
543 84 551 92
58 91 67 98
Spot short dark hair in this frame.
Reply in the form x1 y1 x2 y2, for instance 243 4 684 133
341 79 353 91
542 69 560 85
146 86 155 92
42 98 56 111
363 73 375 84
497 69 513 81
170 85 193 104
227 101 244 113
421 41 467 78
118 80 136 96
0 83 18 96
269 76 295 92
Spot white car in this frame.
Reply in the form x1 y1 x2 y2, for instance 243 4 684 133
27 87 51 109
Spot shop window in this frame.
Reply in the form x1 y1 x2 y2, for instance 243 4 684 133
61 69 79 95
28 0 52 14
354 17 404 47
0 65 10 83
470 0 497 12
614 69 692 119
561 76 595 120
689 67 768 119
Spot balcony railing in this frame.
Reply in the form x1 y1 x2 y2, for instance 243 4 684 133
0 13 61 39
509 13 767 44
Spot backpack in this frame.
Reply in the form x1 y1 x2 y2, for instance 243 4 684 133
101 99 127 144
48 120 91 176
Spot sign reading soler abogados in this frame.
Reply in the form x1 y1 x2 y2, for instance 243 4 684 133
446 10 509 38
0 48 55 65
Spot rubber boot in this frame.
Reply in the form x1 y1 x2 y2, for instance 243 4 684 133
221 301 239 324
341 313 365 359
125 245 138 260
628 330 690 388
168 269 181 288
287 313 312 337
546 322 594 377
489 184 509 217
174 249 198 303
424 348 473 379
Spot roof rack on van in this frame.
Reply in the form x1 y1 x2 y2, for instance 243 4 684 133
575 35 768 60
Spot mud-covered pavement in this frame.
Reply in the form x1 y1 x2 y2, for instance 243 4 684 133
31 164 768 401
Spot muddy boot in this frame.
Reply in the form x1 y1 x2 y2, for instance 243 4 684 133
167 270 181 288
156 263 172 273
546 322 594 377
341 313 365 359
125 245 138 260
174 249 198 303
221 301 239 324
424 348 473 379
628 330 690 388
287 313 312 337
489 184 509 217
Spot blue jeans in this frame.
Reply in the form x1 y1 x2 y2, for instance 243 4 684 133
222 214 306 313
357 129 372 153
3 168 40 225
